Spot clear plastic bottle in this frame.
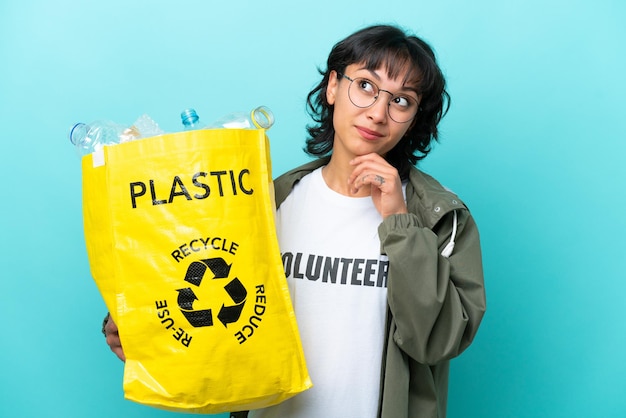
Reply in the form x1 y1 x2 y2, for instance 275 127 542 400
209 105 275 129
69 120 136 156
69 114 163 156
180 108 206 130
131 114 165 139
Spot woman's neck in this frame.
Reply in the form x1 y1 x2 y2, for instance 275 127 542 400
321 154 371 197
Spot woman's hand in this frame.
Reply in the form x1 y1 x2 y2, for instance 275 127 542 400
348 153 408 218
103 314 126 362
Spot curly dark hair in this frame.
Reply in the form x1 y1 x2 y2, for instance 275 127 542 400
305 24 450 179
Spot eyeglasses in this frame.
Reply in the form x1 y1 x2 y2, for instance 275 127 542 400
339 74 419 123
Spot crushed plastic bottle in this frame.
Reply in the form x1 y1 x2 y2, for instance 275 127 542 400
209 106 274 129
130 114 165 139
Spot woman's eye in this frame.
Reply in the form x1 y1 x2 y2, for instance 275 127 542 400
357 79 376 94
392 96 410 108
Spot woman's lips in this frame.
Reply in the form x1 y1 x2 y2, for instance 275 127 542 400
356 126 383 140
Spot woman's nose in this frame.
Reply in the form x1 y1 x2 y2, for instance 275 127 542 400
366 95 390 122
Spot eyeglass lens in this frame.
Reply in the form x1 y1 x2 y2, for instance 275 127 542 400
347 77 418 123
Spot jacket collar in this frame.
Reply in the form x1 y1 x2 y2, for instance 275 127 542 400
406 167 467 228
274 157 466 229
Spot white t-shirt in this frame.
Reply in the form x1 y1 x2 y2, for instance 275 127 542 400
249 167 388 418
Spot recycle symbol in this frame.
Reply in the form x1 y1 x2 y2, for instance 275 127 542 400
176 257 247 328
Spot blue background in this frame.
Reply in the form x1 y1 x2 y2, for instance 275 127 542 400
1 1 624 417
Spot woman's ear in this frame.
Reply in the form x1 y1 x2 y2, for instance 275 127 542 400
326 70 338 105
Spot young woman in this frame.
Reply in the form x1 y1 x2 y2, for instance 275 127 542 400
105 24 486 418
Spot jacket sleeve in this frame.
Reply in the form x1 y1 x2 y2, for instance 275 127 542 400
378 209 486 365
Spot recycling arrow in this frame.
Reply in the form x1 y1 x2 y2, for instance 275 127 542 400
180 308 214 327
184 261 208 287
202 257 232 279
176 287 213 327
176 287 197 310
184 258 232 286
217 277 247 327
177 257 247 328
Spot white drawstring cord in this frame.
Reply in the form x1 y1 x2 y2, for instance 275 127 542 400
441 210 457 258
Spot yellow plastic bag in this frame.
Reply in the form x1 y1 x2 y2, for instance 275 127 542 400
82 129 311 414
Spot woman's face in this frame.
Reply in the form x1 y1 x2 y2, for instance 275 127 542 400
326 62 419 161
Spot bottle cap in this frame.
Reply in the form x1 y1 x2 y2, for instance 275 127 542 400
251 106 275 129
181 109 200 126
